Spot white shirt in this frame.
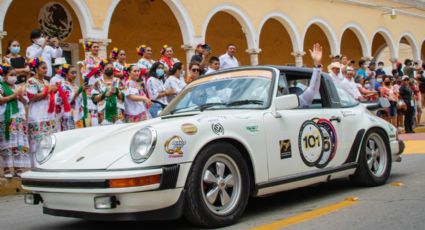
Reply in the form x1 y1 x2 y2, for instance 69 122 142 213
205 68 216 75
342 78 362 99
219 53 239 70
26 44 63 77
147 77 168 105
124 80 148 115
50 74 64 86
164 75 186 102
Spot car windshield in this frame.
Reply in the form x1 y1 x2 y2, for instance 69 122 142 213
162 70 274 116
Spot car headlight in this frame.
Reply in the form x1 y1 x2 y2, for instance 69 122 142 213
130 127 157 163
35 135 56 164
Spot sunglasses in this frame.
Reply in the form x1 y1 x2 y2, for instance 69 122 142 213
191 68 201 72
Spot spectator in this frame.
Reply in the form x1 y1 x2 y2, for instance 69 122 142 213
205 56 220 75
380 76 398 126
191 43 210 73
376 61 386 76
3 40 30 84
159 45 180 72
418 65 425 108
399 75 414 133
91 61 124 125
26 29 63 78
146 62 173 118
165 62 186 102
357 59 367 79
367 61 377 90
136 45 155 74
0 65 30 178
403 59 415 79
187 62 201 83
219 44 239 70
111 48 127 80
80 41 102 82
124 65 152 122
355 76 378 101
26 58 57 166
50 57 67 86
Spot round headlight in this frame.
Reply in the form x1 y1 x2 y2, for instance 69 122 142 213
35 135 56 164
130 127 157 163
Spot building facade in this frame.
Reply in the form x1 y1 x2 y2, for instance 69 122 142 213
1 0 425 69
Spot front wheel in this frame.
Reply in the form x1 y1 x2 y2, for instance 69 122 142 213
351 130 392 186
184 142 250 228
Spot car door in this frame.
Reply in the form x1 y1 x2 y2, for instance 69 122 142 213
264 71 349 180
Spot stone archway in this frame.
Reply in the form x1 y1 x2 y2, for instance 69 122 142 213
303 24 333 67
340 29 364 63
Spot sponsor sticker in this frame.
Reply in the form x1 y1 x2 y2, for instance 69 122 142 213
279 139 292 159
298 120 324 167
246 125 259 133
211 123 224 135
164 136 186 158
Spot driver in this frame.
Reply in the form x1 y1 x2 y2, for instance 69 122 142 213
278 43 323 108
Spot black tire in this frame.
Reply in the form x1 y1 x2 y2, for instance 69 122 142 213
350 129 392 186
184 142 251 228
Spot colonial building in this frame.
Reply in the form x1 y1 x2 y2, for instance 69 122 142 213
1 0 425 68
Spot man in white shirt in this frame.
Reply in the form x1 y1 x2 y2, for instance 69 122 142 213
205 56 220 75
219 44 239 70
26 29 63 77
341 67 362 100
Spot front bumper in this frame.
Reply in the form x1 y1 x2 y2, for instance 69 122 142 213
390 140 405 162
21 163 191 220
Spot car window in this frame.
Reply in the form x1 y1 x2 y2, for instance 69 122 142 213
278 72 323 109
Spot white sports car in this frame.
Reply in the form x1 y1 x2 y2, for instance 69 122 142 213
22 66 404 228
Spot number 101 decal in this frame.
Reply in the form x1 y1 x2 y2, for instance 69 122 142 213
298 118 338 168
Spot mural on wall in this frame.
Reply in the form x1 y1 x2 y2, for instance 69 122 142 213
38 2 73 40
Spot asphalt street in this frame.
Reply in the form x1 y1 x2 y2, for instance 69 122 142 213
0 153 424 230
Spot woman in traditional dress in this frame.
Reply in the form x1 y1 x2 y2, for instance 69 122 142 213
91 62 123 125
159 45 180 72
124 65 152 122
56 64 86 130
136 45 155 74
0 65 30 177
26 58 57 166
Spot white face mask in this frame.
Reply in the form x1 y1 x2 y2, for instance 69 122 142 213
36 37 46 46
180 70 185 80
7 76 17 84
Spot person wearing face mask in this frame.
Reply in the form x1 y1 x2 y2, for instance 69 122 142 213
399 76 415 133
164 62 186 102
355 76 378 101
26 29 63 78
374 74 384 94
3 40 30 84
0 65 30 178
376 61 386 76
146 62 174 118
91 62 124 125
124 65 152 122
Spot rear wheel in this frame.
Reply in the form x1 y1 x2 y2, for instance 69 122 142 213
184 142 250 228
351 130 392 186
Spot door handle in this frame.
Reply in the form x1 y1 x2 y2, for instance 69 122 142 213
330 116 341 123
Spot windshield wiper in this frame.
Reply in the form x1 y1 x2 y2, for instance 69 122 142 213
169 105 198 114
199 102 227 111
226 100 264 107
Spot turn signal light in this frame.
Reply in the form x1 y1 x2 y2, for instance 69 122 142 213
108 174 161 188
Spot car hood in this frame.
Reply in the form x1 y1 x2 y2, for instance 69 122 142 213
38 110 261 170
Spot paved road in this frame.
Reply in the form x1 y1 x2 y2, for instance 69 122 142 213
0 154 424 230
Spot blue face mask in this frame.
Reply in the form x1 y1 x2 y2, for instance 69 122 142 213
11 46 20 54
156 69 164 78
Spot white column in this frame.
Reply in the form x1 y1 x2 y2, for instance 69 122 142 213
246 48 261 66
291 51 305 67
79 38 111 60
182 43 195 70
0 31 7 58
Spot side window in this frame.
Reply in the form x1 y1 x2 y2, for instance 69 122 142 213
285 73 323 109
333 81 359 107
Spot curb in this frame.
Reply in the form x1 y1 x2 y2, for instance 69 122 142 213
0 178 27 196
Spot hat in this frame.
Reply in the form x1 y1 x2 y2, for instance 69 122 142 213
329 62 341 69
53 57 67 66
368 61 376 67
402 75 410 80
346 67 354 72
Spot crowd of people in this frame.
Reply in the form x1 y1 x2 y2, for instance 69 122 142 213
0 29 424 178
327 56 425 134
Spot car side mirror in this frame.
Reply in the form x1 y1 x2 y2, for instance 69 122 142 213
275 94 300 111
